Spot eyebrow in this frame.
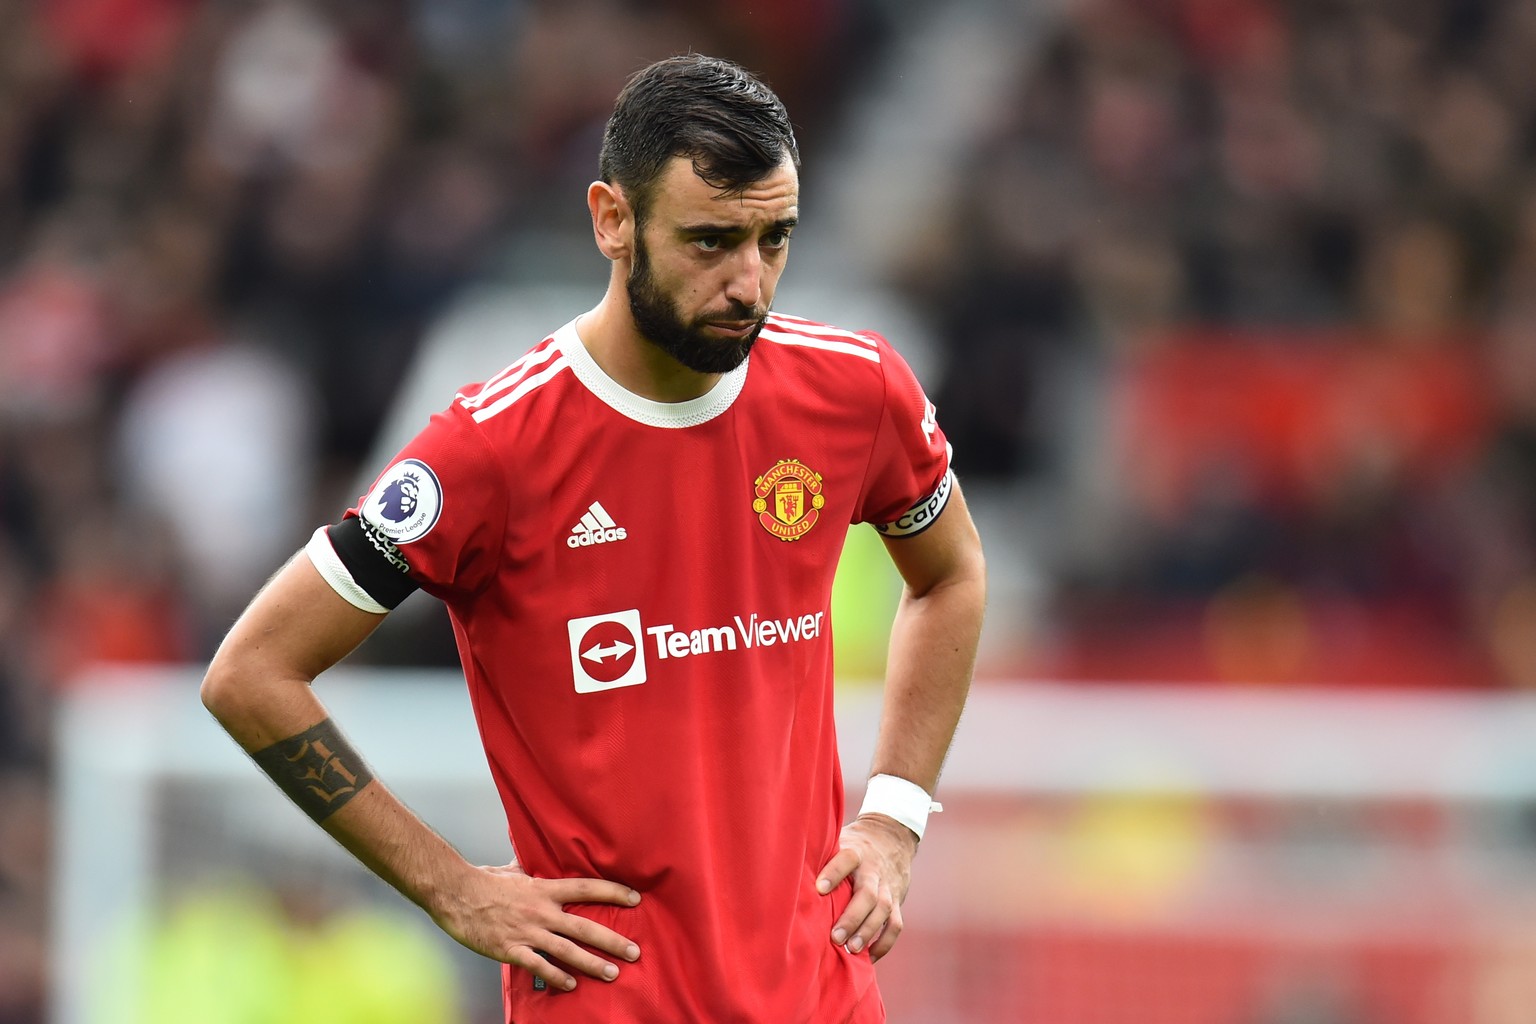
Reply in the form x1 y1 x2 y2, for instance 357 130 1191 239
677 216 799 236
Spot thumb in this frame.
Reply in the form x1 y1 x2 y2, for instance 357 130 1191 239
816 847 860 894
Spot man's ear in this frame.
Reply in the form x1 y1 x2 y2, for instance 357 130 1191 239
589 181 634 261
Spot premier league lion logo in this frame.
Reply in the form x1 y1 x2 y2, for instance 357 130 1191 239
378 472 420 523
364 459 442 543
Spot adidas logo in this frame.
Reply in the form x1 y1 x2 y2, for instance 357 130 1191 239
567 501 628 549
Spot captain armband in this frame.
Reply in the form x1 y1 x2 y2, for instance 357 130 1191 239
252 719 375 823
305 518 419 613
858 774 943 841
874 468 954 539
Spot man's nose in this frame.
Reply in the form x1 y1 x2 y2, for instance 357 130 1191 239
724 246 762 310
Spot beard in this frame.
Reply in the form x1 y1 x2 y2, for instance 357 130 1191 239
627 238 765 374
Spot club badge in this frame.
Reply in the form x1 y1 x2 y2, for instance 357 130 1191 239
753 459 825 542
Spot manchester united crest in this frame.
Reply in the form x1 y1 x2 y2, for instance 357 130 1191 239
753 459 826 541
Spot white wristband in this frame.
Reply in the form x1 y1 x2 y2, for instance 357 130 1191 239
858 774 942 840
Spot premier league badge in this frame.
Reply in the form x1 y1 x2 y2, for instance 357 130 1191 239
362 458 443 544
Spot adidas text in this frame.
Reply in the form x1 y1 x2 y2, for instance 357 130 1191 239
568 526 627 548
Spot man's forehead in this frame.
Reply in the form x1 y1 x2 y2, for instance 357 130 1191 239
653 155 799 217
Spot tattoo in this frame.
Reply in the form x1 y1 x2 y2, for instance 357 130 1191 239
252 719 374 823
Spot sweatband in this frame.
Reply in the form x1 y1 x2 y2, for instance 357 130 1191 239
858 774 942 840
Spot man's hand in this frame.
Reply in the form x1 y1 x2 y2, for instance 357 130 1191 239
431 862 642 992
815 814 917 962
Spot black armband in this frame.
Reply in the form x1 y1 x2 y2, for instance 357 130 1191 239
252 719 375 823
324 516 420 609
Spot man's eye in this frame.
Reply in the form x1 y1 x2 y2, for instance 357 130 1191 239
695 237 722 252
763 231 791 248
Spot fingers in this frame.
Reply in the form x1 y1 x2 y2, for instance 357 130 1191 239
537 878 641 985
547 876 643 907
542 933 628 983
831 876 883 952
560 912 642 964
816 847 860 895
504 917 639 991
869 903 903 962
832 866 902 958
496 875 641 991
506 946 577 992
820 845 892 955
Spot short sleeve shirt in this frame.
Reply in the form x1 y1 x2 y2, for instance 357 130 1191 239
318 313 953 1023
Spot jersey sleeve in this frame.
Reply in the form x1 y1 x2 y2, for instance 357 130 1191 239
854 336 955 538
310 400 509 607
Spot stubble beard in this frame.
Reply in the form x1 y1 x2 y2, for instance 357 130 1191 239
627 236 765 375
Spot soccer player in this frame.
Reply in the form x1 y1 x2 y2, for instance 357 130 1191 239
201 54 986 1023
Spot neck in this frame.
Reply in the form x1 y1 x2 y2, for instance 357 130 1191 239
577 284 724 404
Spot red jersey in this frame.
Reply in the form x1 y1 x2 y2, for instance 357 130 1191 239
322 313 952 1023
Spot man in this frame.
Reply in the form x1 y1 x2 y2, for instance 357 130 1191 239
202 54 986 1023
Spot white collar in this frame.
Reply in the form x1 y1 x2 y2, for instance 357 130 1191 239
555 319 749 428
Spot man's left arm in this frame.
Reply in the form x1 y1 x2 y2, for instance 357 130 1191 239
817 481 986 961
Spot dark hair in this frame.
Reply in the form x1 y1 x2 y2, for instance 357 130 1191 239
599 54 799 224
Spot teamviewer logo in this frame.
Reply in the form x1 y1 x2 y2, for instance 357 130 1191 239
567 609 647 694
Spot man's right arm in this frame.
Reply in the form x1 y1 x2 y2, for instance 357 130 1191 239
200 550 641 991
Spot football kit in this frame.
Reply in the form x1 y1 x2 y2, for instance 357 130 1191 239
306 312 953 1023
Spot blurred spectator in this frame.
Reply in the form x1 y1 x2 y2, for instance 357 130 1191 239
0 775 48 1024
115 339 317 629
0 212 114 419
904 0 1536 688
34 508 192 687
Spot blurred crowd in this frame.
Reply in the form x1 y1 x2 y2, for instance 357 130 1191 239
0 0 866 766
912 0 1536 690
0 1 863 1020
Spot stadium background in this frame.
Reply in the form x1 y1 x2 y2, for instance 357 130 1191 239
6 0 1536 1020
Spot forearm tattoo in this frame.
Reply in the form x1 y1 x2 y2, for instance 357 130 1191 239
252 719 374 823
